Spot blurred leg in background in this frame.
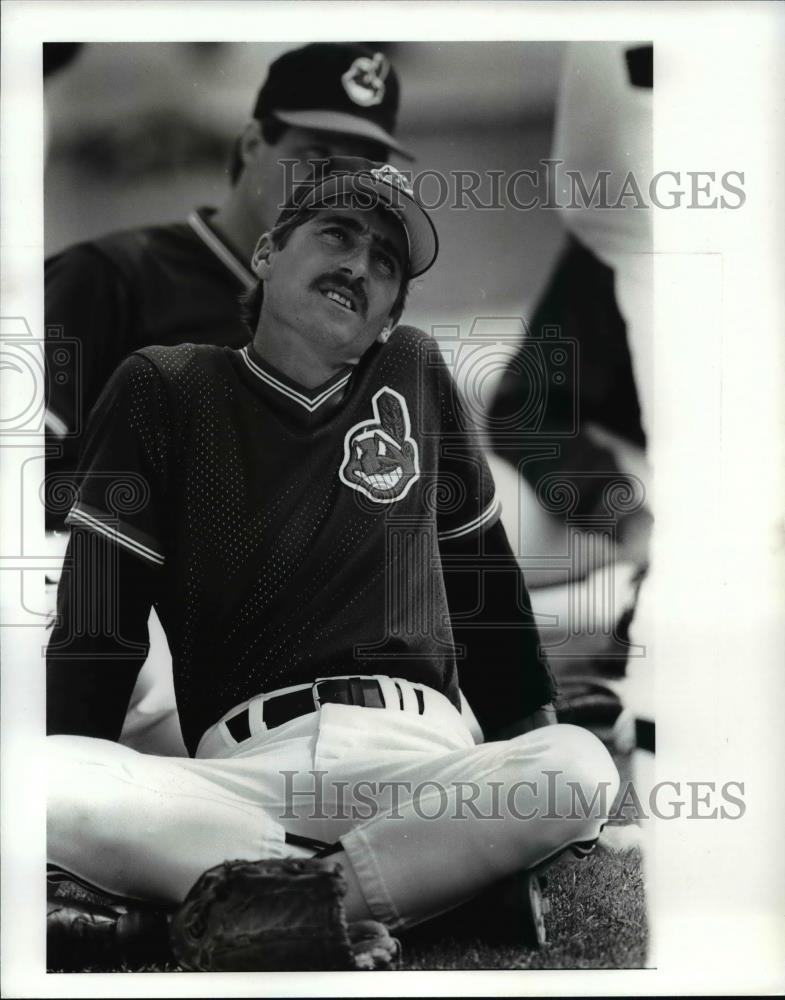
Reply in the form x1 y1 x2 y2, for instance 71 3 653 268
487 40 655 957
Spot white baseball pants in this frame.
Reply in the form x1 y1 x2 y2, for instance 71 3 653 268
48 685 618 930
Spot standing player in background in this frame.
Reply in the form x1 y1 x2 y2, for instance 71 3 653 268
46 158 619 970
45 42 411 754
545 40 654 842
491 41 655 954
487 42 653 722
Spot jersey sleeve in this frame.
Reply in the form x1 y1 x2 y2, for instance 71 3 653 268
47 528 156 740
429 349 501 542
423 342 556 733
442 519 558 737
65 353 172 569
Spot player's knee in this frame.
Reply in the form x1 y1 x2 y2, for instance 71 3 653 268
47 737 92 839
46 733 89 792
498 722 619 793
547 724 619 793
46 735 124 856
545 724 619 835
495 723 619 835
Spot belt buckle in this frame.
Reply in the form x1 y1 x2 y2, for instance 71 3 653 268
312 680 323 711
313 676 386 710
312 676 355 709
312 677 347 710
311 675 351 712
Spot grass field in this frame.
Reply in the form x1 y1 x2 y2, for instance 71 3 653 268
400 839 647 970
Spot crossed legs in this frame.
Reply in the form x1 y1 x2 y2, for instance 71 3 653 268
47 715 618 929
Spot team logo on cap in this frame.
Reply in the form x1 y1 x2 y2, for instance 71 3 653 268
339 387 420 504
342 52 389 107
371 164 414 198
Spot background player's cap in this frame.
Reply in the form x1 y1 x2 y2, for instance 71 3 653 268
276 156 439 279
252 43 412 160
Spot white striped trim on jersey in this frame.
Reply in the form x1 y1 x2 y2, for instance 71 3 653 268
437 494 502 542
187 210 256 291
66 504 165 567
45 408 70 438
240 347 352 413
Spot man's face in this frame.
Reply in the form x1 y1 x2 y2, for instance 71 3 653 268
243 124 389 233
259 206 407 366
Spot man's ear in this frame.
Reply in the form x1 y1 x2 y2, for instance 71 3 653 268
238 120 264 168
251 233 274 279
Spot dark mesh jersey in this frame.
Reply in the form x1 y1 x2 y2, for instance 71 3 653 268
67 329 505 752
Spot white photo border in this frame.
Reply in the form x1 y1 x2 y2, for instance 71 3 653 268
2 2 784 996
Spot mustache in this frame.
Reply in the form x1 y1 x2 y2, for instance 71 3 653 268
313 273 368 317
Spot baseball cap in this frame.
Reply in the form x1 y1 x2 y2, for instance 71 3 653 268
274 156 438 278
253 43 412 160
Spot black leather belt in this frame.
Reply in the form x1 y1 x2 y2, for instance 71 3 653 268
224 676 425 744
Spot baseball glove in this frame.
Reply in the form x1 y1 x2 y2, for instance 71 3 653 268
170 856 401 972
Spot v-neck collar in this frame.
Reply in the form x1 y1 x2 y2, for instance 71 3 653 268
238 344 353 427
188 208 255 290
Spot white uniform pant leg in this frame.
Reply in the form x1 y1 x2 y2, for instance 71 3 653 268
46 732 310 904
337 723 619 930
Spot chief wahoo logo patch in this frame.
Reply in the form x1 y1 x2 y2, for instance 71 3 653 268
339 387 420 504
341 52 389 108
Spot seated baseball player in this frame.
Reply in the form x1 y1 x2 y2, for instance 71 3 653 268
45 42 413 758
46 158 620 970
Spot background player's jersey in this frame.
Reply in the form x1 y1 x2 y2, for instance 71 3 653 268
45 208 252 526
63 328 547 752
